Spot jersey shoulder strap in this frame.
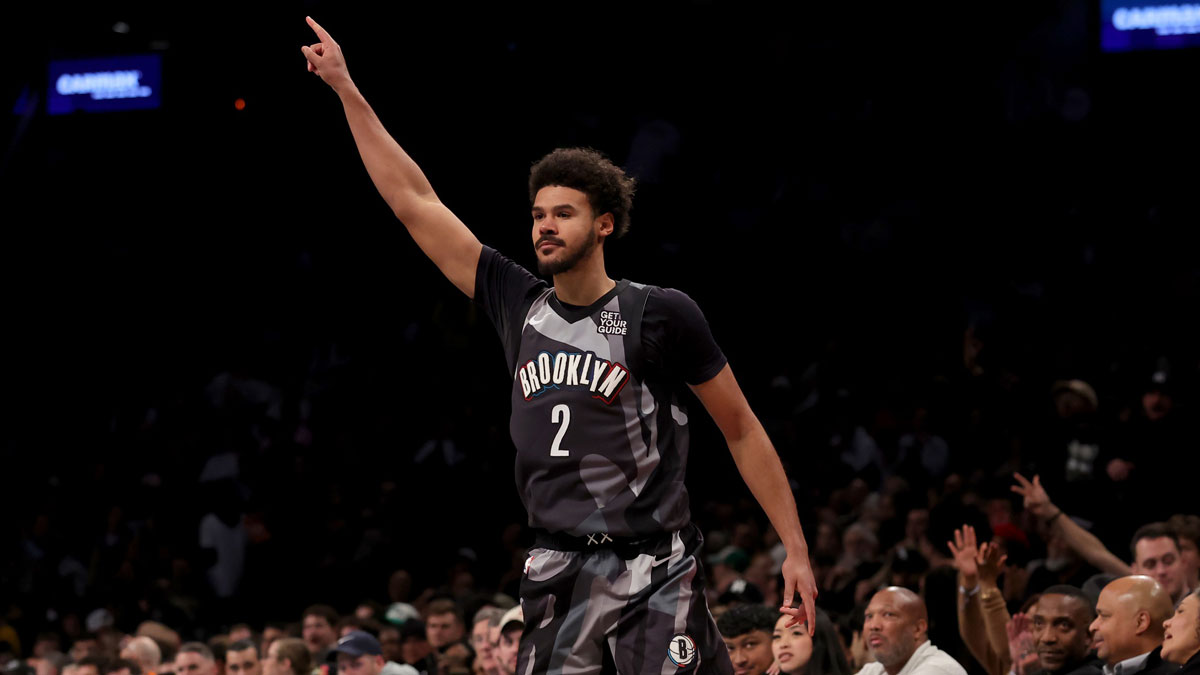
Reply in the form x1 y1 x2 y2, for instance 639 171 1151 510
620 281 654 383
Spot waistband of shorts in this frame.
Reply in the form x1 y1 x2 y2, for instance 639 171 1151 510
532 528 678 555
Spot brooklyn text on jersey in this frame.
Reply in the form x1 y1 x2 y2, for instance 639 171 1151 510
516 350 630 405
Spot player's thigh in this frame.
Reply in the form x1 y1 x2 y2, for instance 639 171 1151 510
518 548 593 674
612 545 732 675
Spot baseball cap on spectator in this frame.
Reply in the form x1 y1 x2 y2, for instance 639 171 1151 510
992 523 1030 548
717 578 765 605
385 603 420 627
1051 379 1098 413
330 631 382 658
86 609 115 633
499 606 523 632
707 546 749 573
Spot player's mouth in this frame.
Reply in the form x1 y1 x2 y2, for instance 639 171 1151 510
777 652 793 663
537 237 564 252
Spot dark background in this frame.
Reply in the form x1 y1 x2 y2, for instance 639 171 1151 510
3 0 1199 640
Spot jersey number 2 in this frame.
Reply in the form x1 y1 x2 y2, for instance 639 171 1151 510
550 404 570 457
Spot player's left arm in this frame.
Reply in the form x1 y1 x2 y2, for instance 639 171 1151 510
690 364 818 633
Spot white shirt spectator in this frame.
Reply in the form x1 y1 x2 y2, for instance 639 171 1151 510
856 641 967 675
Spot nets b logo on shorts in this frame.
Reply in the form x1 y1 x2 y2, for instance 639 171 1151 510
668 634 696 667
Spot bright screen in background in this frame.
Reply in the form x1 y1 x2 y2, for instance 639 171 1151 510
1101 0 1200 51
48 54 162 115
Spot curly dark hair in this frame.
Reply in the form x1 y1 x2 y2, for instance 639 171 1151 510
716 603 777 639
528 148 636 239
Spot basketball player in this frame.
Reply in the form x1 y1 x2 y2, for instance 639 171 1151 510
301 16 817 675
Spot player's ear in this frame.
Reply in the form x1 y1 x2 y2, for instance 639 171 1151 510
596 212 614 238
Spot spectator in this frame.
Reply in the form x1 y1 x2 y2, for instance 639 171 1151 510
1167 516 1200 592
1162 589 1200 672
434 643 472 675
949 526 1011 675
262 641 308 675
771 610 852 675
224 640 259 675
33 636 62 660
119 639 161 675
1130 524 1191 608
1028 586 1101 675
467 609 501 675
103 660 141 675
227 628 253 646
398 622 433 675
69 641 99 663
376 629 403 667
260 626 286 661
74 658 106 675
330 631 416 675
858 587 966 675
303 606 340 662
493 608 521 675
175 645 217 675
1012 476 1192 605
423 602 463 652
206 638 227 675
1088 576 1175 675
134 624 179 666
30 652 68 675
718 604 777 675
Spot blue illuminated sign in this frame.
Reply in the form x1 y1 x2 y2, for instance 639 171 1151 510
1101 0 1200 51
48 54 162 115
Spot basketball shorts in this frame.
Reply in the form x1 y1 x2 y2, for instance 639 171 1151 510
516 523 734 675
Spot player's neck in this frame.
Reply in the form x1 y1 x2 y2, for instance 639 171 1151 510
552 251 615 307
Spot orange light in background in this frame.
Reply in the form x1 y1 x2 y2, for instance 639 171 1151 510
234 98 246 111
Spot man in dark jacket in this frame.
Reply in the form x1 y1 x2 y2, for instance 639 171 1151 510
1030 585 1103 675
1090 576 1179 675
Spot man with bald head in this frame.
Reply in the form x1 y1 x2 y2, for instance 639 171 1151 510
857 587 967 675
120 638 162 675
1090 576 1179 675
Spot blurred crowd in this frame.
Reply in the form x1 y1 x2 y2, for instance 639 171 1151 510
2 304 1196 675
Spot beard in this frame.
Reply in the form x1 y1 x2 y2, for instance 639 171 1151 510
536 232 598 276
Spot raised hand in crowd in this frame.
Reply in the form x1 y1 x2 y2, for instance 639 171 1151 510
1011 473 1057 520
977 540 1007 590
948 525 983 588
1006 612 1039 675
1011 473 1131 577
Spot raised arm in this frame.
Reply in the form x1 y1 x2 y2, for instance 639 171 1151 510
301 17 482 297
950 526 1004 674
1011 473 1132 576
690 364 818 633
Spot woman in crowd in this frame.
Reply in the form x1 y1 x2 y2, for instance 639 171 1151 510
1163 589 1200 675
771 610 852 675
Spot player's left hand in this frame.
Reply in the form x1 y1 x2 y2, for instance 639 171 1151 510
779 552 819 635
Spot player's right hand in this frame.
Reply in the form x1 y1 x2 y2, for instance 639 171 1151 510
301 16 351 92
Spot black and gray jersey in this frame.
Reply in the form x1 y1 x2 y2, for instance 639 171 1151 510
474 246 727 538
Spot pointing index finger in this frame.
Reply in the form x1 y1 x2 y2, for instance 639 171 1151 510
306 16 334 44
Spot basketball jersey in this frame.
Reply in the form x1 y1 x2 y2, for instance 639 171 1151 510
474 246 727 538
